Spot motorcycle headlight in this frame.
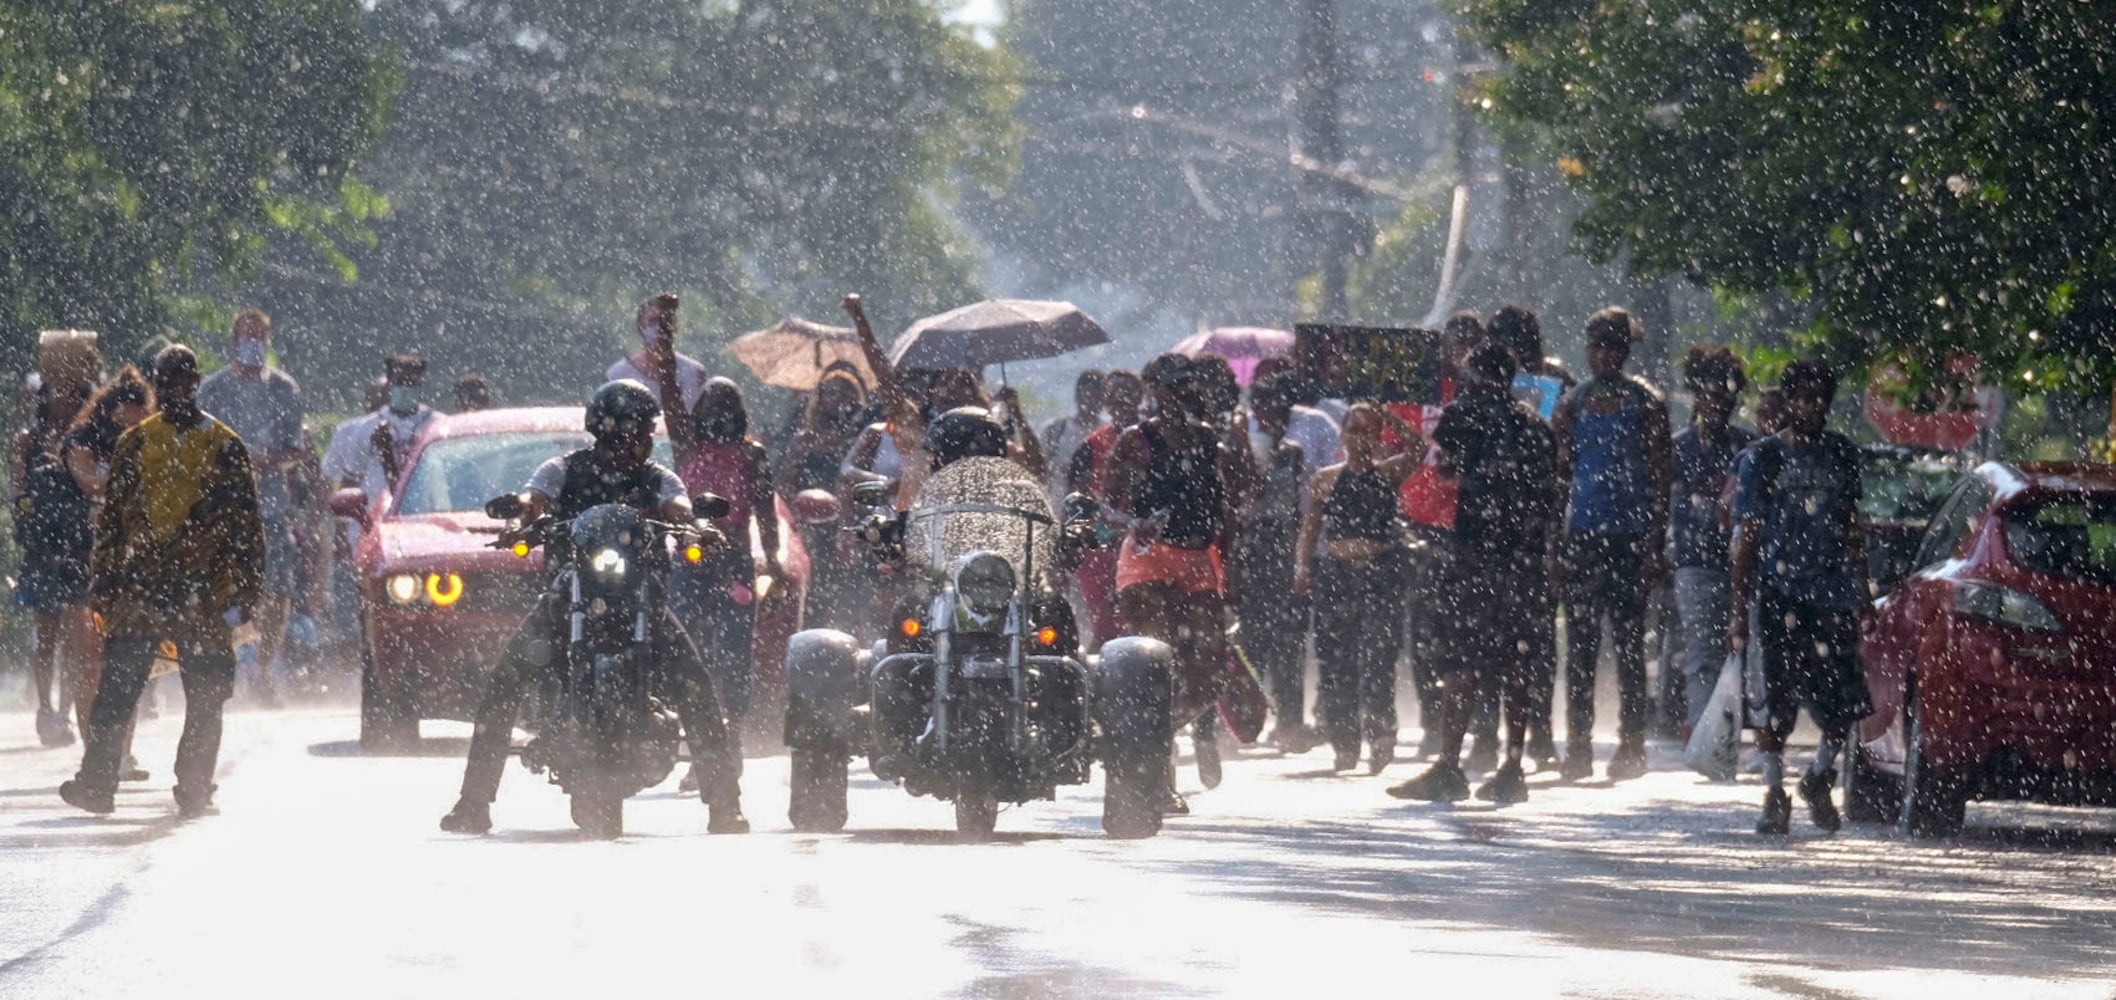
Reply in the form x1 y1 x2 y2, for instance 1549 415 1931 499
952 552 1015 612
588 547 629 578
386 574 421 605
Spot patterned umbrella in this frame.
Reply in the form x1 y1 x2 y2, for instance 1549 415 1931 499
1172 327 1294 386
888 299 1109 371
729 316 872 390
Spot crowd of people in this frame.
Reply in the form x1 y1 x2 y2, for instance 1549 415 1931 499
13 292 1871 837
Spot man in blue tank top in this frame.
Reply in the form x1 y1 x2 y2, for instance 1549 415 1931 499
1549 308 1673 782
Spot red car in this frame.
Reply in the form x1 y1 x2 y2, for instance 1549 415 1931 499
331 407 810 749
1852 461 2116 836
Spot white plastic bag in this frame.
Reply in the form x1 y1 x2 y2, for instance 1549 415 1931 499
1683 653 1743 781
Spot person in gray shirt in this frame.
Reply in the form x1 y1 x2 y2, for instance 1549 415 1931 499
196 308 305 706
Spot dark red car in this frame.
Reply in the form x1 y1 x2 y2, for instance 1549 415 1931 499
1852 461 2116 836
332 407 810 749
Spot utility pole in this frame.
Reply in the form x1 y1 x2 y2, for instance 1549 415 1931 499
1295 0 1354 321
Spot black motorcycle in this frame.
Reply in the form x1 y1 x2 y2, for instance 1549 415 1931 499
483 492 728 838
782 457 1174 839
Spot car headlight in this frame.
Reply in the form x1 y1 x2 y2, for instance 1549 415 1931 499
426 573 465 607
1955 582 2063 632
588 547 629 577
386 574 421 605
952 552 1015 611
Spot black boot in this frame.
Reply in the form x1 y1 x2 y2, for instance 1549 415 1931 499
707 800 751 835
1475 762 1530 805
1606 739 1649 781
1558 738 1595 781
439 797 492 834
173 783 217 819
1385 761 1470 802
1756 788 1792 836
59 779 115 815
1799 768 1841 832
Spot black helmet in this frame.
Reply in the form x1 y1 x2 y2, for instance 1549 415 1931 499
586 379 660 442
923 406 1009 469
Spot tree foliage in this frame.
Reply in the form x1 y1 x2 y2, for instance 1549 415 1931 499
0 0 397 373
1461 0 2116 391
255 0 1019 407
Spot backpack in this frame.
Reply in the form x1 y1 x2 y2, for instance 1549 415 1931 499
14 446 93 562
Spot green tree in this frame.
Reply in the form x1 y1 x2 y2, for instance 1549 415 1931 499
1460 0 2116 392
253 0 1019 408
0 1 397 374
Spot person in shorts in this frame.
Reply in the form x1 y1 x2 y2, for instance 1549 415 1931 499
1729 359 1871 835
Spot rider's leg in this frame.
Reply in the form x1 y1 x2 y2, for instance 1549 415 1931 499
456 597 561 805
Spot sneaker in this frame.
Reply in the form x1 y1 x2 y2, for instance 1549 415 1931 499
59 779 115 815
1756 788 1792 835
1526 733 1559 770
1367 737 1395 776
1798 768 1841 832
1195 728 1223 790
1475 762 1530 805
1159 789 1190 816
1331 746 1359 773
1385 762 1470 802
707 803 751 835
1558 746 1595 782
36 708 76 748
439 798 492 834
172 783 217 819
1465 733 1499 773
1606 742 1649 781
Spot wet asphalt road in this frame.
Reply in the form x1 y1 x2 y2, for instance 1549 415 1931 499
4 702 2116 999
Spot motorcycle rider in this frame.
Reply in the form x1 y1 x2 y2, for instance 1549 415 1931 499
439 380 748 835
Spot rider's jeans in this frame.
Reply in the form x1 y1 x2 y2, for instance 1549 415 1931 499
670 550 757 721
457 593 740 806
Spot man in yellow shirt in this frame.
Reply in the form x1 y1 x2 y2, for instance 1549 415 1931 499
61 346 265 818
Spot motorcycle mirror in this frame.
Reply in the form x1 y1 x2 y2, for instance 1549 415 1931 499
792 488 842 525
483 494 526 520
692 493 732 520
328 487 372 526
1061 492 1097 524
849 480 889 508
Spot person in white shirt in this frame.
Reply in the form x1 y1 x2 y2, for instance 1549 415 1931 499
1247 357 1342 485
607 292 709 414
322 353 438 504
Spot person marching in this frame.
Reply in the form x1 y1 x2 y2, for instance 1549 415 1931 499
60 346 265 818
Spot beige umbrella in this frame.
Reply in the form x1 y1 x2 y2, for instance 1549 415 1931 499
728 316 873 390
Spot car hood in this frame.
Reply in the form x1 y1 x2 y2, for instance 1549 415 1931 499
366 511 539 575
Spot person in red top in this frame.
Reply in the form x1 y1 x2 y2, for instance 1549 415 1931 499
671 378 780 781
1065 369 1141 650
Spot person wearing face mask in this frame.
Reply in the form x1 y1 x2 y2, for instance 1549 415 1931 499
61 345 265 818
196 309 307 708
671 377 780 787
608 292 710 416
323 353 437 505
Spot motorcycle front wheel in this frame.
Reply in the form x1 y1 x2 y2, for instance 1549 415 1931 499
954 795 998 841
571 792 624 839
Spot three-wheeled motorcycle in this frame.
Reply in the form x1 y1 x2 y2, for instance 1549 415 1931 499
782 456 1173 838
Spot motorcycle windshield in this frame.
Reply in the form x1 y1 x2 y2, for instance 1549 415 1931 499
904 457 1058 590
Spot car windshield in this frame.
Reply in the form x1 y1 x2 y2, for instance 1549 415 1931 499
1860 447 1966 526
395 431 676 515
395 432 592 515
2006 497 2116 584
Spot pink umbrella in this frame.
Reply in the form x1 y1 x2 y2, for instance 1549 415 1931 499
1172 327 1294 386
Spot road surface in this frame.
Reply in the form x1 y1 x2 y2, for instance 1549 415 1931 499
4 703 2114 999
